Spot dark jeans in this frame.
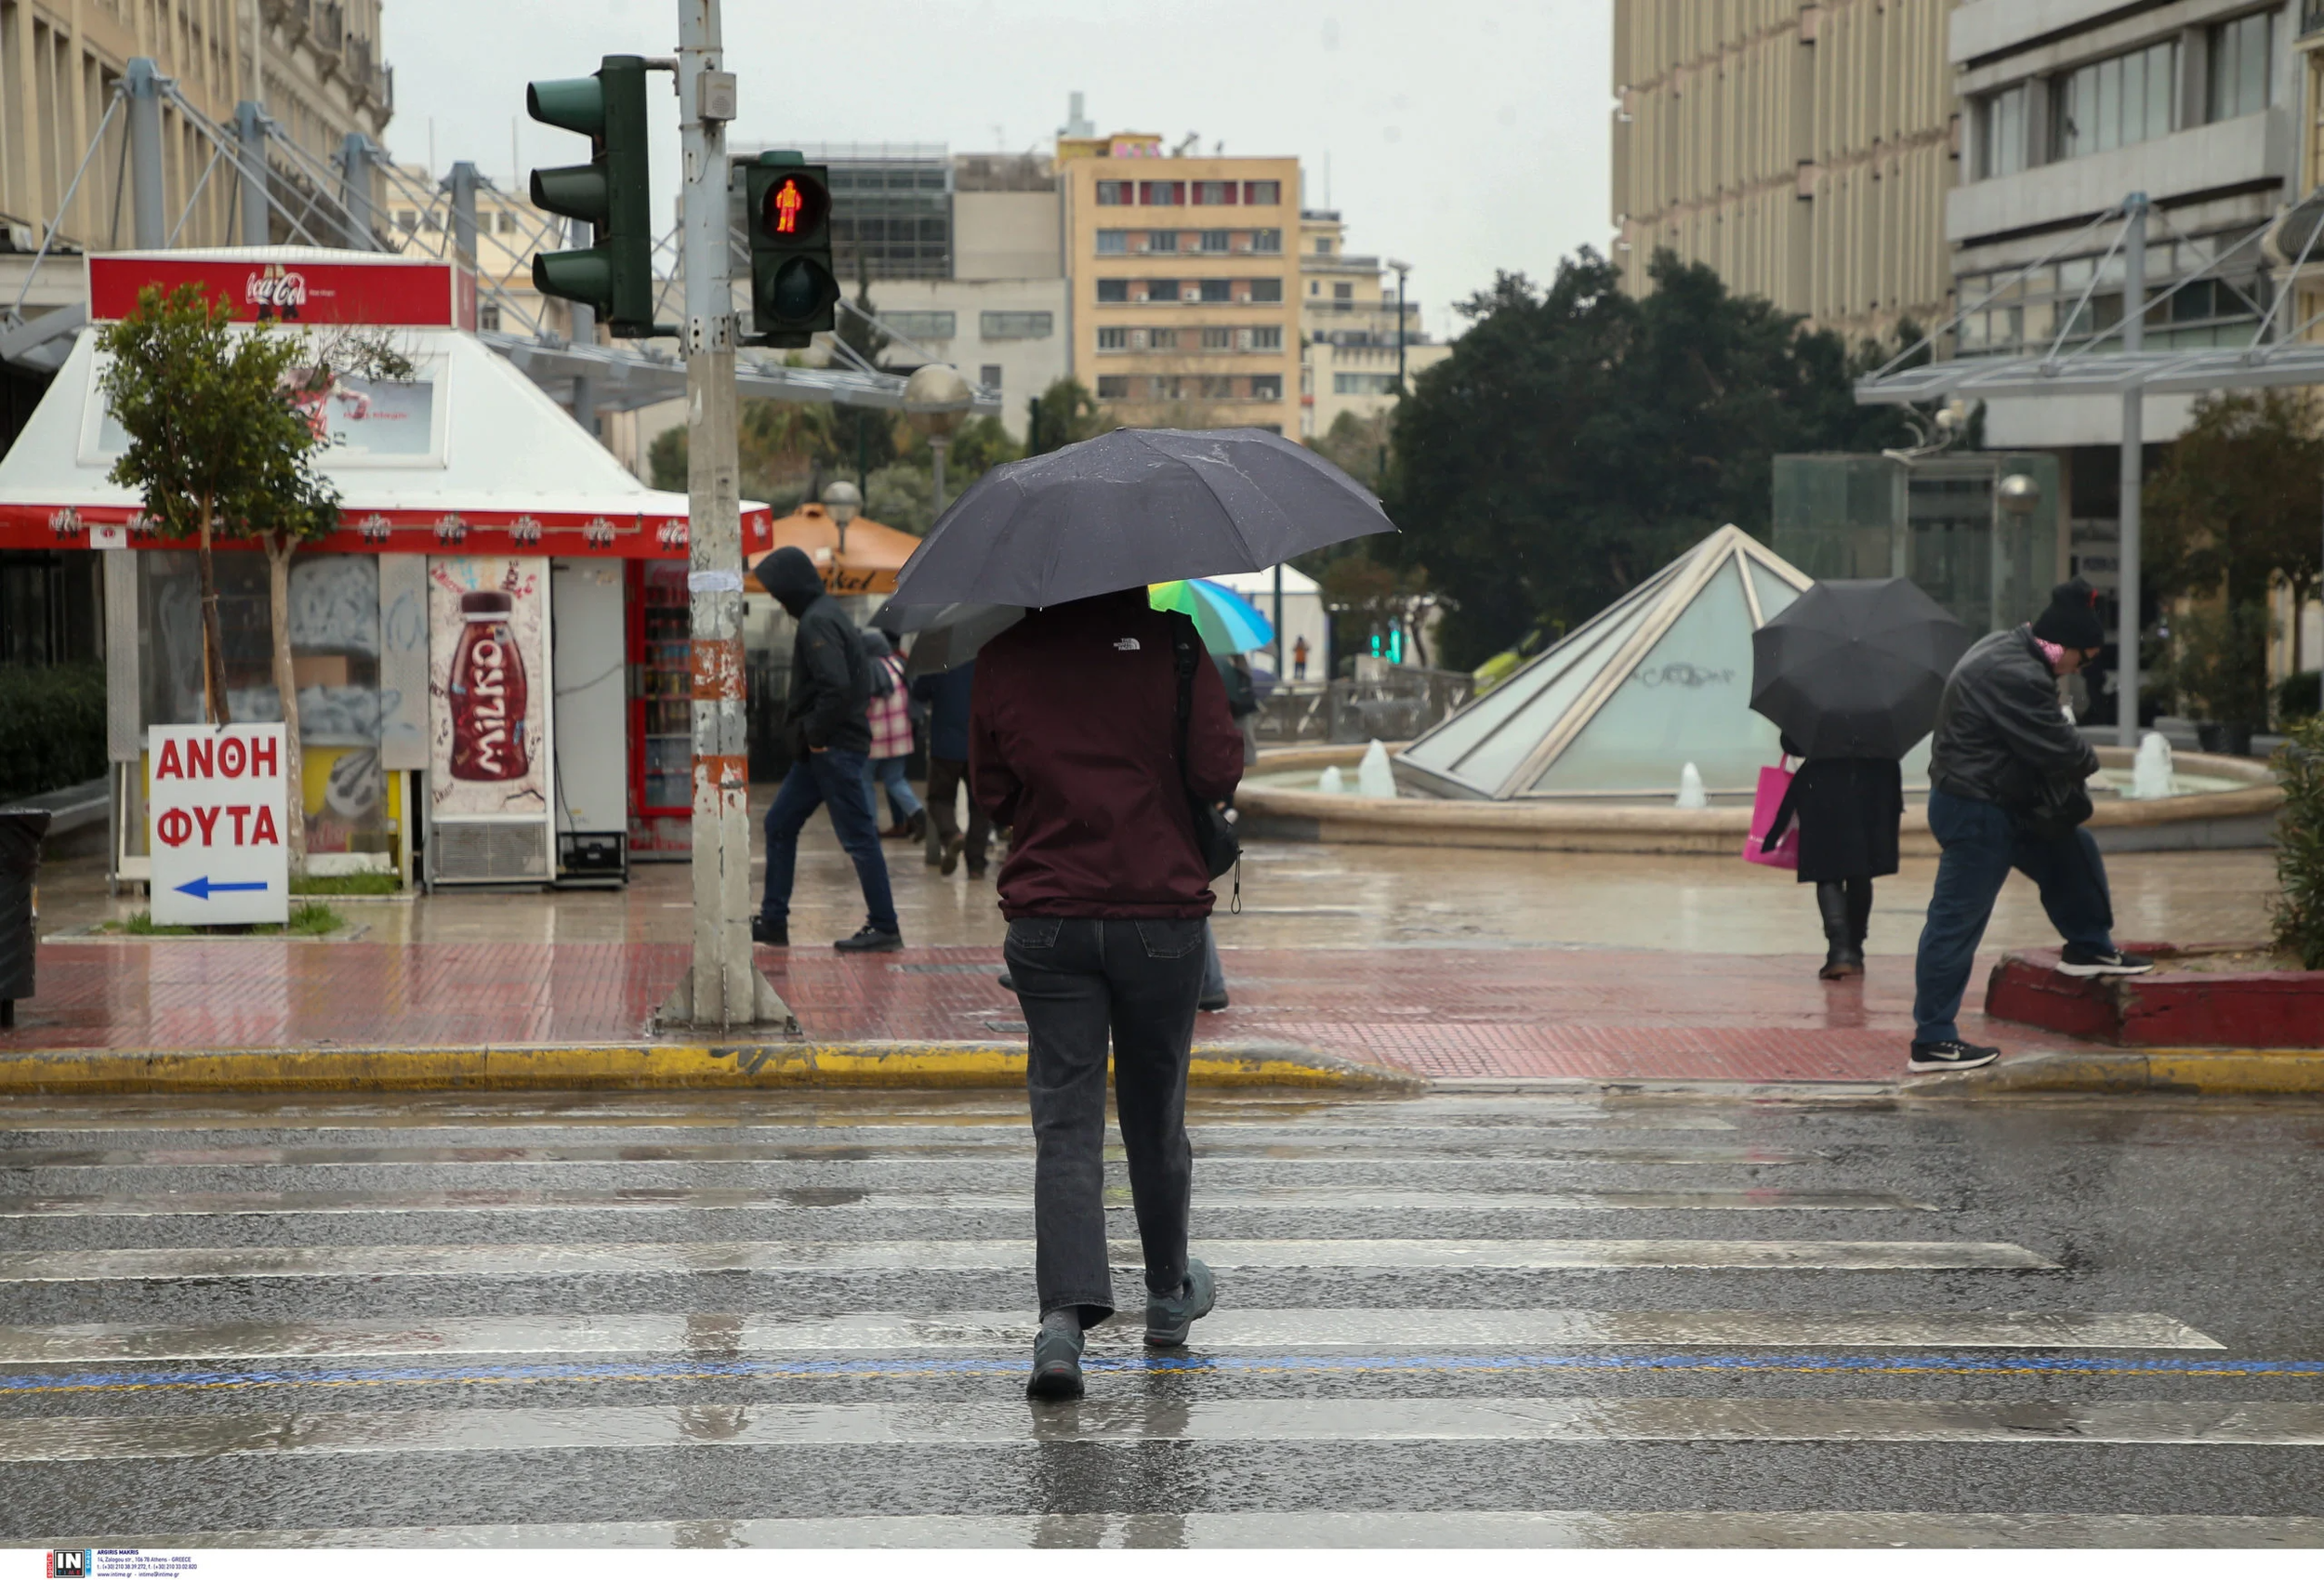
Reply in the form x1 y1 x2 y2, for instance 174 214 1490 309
864 756 923 825
924 756 991 868
1912 789 2115 1045
759 747 898 935
1006 915 1207 1324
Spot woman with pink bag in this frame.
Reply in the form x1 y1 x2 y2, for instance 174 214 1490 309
1762 732 1903 980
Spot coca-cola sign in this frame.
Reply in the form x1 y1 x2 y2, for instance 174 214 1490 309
244 265 309 319
88 254 466 327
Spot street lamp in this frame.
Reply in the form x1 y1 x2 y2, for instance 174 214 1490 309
822 478 861 559
1386 258 1412 396
903 362 973 520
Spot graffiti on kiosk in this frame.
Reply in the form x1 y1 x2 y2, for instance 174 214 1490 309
428 557 548 817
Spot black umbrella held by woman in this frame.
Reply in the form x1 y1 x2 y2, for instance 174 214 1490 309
1750 578 1972 981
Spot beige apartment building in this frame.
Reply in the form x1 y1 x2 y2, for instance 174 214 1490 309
1610 0 1957 343
1297 206 1449 438
2 0 392 278
1057 132 1301 434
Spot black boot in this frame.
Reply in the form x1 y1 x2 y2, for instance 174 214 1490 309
1847 878 1874 965
1816 881 1863 980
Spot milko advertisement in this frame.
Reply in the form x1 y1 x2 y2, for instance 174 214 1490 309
428 557 548 819
145 724 290 928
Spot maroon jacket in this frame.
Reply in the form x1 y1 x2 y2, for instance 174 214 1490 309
971 590 1245 919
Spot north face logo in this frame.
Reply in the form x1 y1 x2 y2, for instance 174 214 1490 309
1114 639 1141 652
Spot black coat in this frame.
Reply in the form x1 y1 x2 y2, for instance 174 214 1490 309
1928 626 2096 809
759 547 871 756
1769 757 1902 884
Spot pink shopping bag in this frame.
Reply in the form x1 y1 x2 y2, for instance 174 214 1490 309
1744 763 1799 869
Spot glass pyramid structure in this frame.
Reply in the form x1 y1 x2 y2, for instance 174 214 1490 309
1395 526 1815 801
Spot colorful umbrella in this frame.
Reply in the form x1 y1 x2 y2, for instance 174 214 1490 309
1149 578 1275 654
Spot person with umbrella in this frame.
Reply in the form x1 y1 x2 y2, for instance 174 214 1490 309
1908 578 2153 1073
888 427 1393 1401
1751 579 1971 982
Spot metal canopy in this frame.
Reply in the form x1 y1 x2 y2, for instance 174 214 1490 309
1855 341 2324 402
482 333 1001 416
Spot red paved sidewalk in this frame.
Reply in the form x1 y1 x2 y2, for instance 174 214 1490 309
1 939 2078 1084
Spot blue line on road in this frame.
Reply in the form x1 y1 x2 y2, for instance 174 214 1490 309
4 1351 2321 1397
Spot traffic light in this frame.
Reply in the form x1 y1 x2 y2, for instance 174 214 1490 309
526 55 655 336
745 151 838 348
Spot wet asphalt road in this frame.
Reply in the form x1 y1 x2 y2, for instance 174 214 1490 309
0 1086 2319 1548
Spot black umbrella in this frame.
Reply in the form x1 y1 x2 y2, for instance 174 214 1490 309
878 600 1024 679
1750 578 1974 760
887 427 1393 610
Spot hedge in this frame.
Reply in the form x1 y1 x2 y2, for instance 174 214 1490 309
0 663 108 802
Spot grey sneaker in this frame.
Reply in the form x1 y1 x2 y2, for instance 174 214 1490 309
1144 1257 1216 1347
1025 1323 1085 1401
2056 945 2156 978
1908 1039 2000 1073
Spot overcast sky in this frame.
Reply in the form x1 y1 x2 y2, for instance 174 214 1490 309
379 0 1611 337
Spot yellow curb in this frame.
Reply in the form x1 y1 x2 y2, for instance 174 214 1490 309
0 1040 1426 1096
1910 1047 2324 1098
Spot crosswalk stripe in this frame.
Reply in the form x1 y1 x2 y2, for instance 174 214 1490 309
0 1113 1741 1137
77 1511 2324 1548
0 1237 2057 1283
6 1397 2318 1462
0 1308 2219 1363
0 1186 1928 1218
0 1141 1817 1168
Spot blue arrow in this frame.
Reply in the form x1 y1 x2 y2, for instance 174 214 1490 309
174 876 270 901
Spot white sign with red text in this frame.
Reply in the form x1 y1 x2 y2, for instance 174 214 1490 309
147 724 290 928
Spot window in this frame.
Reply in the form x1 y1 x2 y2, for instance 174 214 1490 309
1314 237 1333 255
394 209 417 233
479 303 502 333
1097 375 1130 398
980 364 1003 388
1098 279 1129 302
1249 374 1283 399
2054 40 2178 160
1334 372 1398 395
2210 11 2275 123
1201 326 1234 350
1200 375 1235 398
1248 325 1282 350
1096 180 1131 205
1148 230 1179 253
1249 278 1284 302
1147 328 1177 350
980 310 1053 339
496 212 517 235
1977 84 2028 178
1251 229 1282 253
1192 180 1236 205
1200 230 1230 253
1097 230 1128 254
1333 282 1353 300
1243 180 1280 205
1098 326 1129 350
1309 281 1320 296
1200 279 1231 302
883 310 957 340
1144 279 1180 303
1139 180 1184 205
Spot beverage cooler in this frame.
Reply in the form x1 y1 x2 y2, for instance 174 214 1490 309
627 560 694 860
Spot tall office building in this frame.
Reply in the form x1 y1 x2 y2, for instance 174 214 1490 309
1057 131 1301 435
1610 0 1958 343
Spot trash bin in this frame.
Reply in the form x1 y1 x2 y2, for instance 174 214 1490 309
0 810 51 1030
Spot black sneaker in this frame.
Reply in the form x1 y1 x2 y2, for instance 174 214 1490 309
1025 1323 1085 1401
749 916 787 947
2056 945 2157 978
997 972 1016 991
1145 1257 1216 1347
833 926 904 954
1198 992 1230 1012
1908 1040 2000 1073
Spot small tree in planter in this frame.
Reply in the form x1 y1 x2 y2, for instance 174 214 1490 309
97 285 408 874
2276 717 2324 969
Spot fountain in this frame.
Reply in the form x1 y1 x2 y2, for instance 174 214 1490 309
1317 765 1345 795
2128 731 2176 800
1356 740 1396 799
1674 763 1708 810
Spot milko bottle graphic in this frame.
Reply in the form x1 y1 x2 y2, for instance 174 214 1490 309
448 590 530 781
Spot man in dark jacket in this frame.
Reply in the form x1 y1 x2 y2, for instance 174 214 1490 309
753 546 900 953
910 660 990 877
971 588 1244 1401
1910 578 2151 1073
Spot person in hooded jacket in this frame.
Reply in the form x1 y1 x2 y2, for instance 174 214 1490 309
752 546 902 953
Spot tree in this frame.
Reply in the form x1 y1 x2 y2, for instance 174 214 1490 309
1025 377 1104 455
1383 250 1915 670
1318 546 1434 670
98 284 408 875
1312 410 1392 485
2147 388 2324 679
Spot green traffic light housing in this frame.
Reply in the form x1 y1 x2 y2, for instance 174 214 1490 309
525 55 655 337
744 151 838 348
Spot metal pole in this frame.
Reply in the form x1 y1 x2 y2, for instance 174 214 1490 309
338 134 377 248
2118 193 2147 750
930 437 949 519
1273 563 1285 679
444 161 479 270
125 59 166 248
674 0 786 1032
568 217 599 439
1395 267 1408 394
235 101 271 245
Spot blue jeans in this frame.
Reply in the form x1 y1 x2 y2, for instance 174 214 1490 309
864 756 923 825
760 747 898 935
1911 789 2115 1045
1200 921 1226 1002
